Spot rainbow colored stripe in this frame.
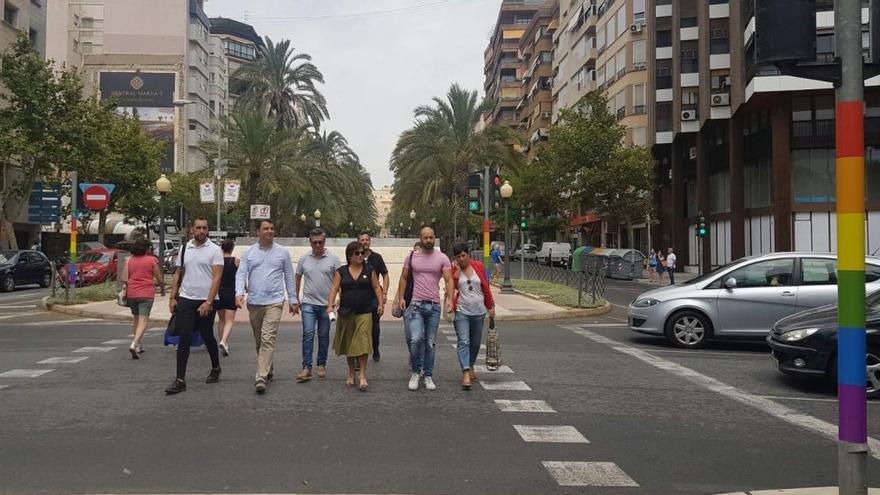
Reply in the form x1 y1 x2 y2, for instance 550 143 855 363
836 100 867 444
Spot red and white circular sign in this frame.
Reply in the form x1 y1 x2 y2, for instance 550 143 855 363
83 185 110 210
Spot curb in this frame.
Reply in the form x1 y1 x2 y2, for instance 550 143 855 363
492 285 612 321
48 299 142 324
715 488 880 495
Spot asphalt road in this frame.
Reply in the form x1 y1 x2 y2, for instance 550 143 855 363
1 281 879 494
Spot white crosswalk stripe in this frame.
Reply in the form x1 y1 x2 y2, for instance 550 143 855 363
102 340 132 345
38 357 89 364
445 336 456 342
479 380 531 391
73 346 117 353
494 399 556 413
473 364 513 373
0 384 9 390
542 461 639 487
514 425 589 443
0 369 54 378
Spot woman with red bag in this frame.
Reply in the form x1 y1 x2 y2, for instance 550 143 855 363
450 242 495 390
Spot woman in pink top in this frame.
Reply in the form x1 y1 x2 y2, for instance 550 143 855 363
124 238 165 359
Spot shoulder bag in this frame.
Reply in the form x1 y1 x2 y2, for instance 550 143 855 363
392 251 415 318
164 242 187 338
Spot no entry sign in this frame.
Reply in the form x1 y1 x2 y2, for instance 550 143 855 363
82 184 111 210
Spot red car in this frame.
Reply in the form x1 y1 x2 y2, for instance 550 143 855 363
60 249 123 287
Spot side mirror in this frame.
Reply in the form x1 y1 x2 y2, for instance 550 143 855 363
724 277 737 289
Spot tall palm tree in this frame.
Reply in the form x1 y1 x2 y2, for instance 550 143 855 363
235 36 329 130
390 83 523 240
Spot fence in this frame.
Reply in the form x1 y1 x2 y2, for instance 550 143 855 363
511 257 607 307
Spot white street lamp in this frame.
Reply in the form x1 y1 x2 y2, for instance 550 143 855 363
155 174 172 262
314 209 321 227
500 180 514 293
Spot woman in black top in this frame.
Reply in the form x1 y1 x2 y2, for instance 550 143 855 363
217 239 239 356
327 241 384 391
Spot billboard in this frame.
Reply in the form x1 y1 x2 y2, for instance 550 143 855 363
99 72 176 173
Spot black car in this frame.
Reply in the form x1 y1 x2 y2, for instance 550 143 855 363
0 250 53 292
768 290 880 399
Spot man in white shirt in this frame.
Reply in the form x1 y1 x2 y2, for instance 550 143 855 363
165 217 224 395
666 247 677 285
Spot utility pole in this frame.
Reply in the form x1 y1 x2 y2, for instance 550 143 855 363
67 171 78 302
483 164 491 275
835 0 868 492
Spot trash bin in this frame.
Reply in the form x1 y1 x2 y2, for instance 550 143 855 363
605 249 645 280
571 246 594 272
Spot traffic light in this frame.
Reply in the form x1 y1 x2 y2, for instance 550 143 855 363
520 210 527 230
697 212 708 237
467 173 482 215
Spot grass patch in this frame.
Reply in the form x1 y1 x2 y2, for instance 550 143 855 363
511 279 606 308
53 282 119 305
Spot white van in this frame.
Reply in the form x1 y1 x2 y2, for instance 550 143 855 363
536 242 572 267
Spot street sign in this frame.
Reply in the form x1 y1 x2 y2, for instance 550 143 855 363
249 204 271 219
28 183 60 224
82 184 111 210
209 230 228 238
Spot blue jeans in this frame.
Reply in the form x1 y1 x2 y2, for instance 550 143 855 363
453 312 485 371
301 303 330 369
405 301 441 377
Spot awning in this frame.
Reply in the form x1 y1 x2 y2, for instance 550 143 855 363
570 213 602 226
566 5 584 32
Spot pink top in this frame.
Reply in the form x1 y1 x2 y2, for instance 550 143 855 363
403 249 451 303
126 255 158 299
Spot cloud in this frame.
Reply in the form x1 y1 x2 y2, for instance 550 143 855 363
204 0 502 188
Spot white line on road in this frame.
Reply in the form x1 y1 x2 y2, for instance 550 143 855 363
0 369 54 378
146 327 165 332
102 340 132 345
0 384 8 390
0 291 47 300
494 399 556 413
578 323 627 327
567 326 880 461
645 348 768 358
18 318 102 326
514 425 589 443
480 380 531 391
473 365 514 374
0 304 36 309
445 336 457 342
73 346 117 353
0 311 40 321
542 461 639 487
38 356 89 364
451 344 485 351
758 395 880 405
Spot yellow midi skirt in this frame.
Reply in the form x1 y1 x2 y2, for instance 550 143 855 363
332 312 373 357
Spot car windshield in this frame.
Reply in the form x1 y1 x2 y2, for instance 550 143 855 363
77 252 111 263
0 251 16 264
684 256 757 285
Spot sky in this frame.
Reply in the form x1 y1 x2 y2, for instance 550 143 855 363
203 0 504 189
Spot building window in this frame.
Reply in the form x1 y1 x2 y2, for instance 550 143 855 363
656 102 673 132
709 171 730 214
632 127 647 146
632 39 646 68
681 17 698 28
792 148 836 203
597 26 606 51
223 39 256 60
710 28 729 54
816 33 835 63
540 51 552 63
744 157 772 208
632 83 646 114
656 30 672 48
656 63 672 89
711 74 731 94
709 0 728 4
681 48 698 73
615 48 626 78
633 0 646 24
28 29 37 48
867 147 880 202
3 2 18 26
613 90 626 120
682 88 698 106
607 16 617 41
616 7 627 39
606 56 617 83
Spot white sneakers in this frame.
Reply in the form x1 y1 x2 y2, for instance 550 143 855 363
424 377 437 391
408 373 420 391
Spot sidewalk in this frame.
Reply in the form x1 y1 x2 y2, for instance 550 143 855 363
47 285 610 324
635 270 699 286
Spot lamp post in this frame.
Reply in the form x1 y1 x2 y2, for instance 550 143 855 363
349 221 354 235
155 174 172 263
409 209 416 234
300 213 307 236
314 209 321 228
500 180 514 293
399 222 404 238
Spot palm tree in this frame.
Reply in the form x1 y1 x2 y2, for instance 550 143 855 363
235 36 329 130
390 83 523 241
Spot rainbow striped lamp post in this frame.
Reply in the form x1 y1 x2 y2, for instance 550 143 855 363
836 0 868 491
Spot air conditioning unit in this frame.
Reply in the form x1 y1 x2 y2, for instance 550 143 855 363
688 147 697 160
681 110 697 121
710 93 730 106
630 24 643 33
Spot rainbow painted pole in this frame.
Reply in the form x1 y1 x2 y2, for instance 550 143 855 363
67 171 78 303
835 1 868 492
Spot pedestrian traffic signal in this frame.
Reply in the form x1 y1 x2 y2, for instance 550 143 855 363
467 173 482 215
697 212 707 237
520 210 527 229
469 200 480 212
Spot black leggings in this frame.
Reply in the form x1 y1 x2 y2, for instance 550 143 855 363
175 297 220 379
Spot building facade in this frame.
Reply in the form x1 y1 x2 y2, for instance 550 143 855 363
209 17 263 106
647 0 880 273
372 185 393 238
516 2 558 152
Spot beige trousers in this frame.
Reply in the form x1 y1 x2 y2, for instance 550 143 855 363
248 302 283 381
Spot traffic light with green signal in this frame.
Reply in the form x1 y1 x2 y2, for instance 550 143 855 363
467 173 482 215
697 212 707 237
520 210 527 230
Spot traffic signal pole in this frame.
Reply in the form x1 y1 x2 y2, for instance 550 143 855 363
483 165 491 274
836 1 868 492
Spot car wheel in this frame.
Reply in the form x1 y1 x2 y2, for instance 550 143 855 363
39 271 51 288
867 347 880 400
665 310 712 349
3 274 14 292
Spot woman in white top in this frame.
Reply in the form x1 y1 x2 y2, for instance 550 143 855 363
450 242 496 390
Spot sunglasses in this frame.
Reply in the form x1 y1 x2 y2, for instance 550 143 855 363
311 240 325 245
466 279 474 292
353 251 365 256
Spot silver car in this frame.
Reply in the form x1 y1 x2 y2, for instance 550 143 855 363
628 252 880 348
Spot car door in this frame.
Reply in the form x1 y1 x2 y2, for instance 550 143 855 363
795 257 840 312
715 258 797 336
24 253 43 284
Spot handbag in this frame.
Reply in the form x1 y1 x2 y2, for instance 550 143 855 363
403 251 415 306
116 282 128 307
165 242 187 338
485 317 502 371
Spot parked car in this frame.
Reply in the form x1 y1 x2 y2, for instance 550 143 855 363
162 247 179 274
0 250 52 292
768 290 880 399
536 242 572 267
628 252 880 349
59 249 122 287
152 239 175 254
512 243 538 261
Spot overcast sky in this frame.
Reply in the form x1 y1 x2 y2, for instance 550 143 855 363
203 0 503 189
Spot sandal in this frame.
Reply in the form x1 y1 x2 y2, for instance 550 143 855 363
359 380 369 391
345 375 355 387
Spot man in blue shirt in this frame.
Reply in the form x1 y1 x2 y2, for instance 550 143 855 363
490 245 503 281
235 219 298 394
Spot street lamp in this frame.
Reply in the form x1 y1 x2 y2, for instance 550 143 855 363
349 221 354 235
314 209 321 228
409 209 416 234
399 222 404 238
499 180 514 293
155 174 172 263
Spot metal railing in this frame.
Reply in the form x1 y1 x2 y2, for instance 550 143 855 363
511 258 607 307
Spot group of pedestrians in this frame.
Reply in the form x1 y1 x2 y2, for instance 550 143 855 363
647 247 677 285
121 218 495 395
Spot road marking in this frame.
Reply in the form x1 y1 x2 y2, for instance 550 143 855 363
451 344 486 351
146 327 165 332
473 364 514 374
102 340 132 345
480 380 531 391
73 346 117 353
38 356 89 364
646 348 768 358
495 399 556 413
0 291 47 300
21 318 102 326
757 395 880 405
0 304 36 309
578 323 627 327
514 425 589 443
0 384 8 390
567 326 880 461
0 369 54 378
445 336 457 342
0 311 40 321
542 461 639 487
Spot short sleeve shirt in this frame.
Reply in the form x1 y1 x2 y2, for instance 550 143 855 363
296 251 341 306
176 240 224 301
404 249 451 303
364 251 388 276
667 253 677 269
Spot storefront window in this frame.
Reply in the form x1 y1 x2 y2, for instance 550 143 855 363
792 148 836 203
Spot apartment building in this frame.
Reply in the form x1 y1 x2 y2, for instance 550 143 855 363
484 0 548 130
516 3 558 152
647 0 880 273
209 17 262 106
45 0 229 173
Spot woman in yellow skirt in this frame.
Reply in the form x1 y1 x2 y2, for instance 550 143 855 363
327 241 385 391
